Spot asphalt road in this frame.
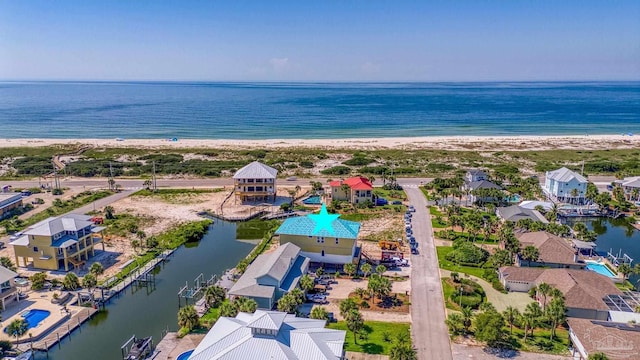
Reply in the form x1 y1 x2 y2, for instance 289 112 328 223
69 189 135 215
403 184 453 360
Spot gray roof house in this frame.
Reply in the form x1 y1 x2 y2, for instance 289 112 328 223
229 243 310 309
497 205 549 224
0 265 19 309
233 161 279 203
188 310 346 360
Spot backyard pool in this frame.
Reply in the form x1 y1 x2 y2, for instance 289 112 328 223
302 196 321 205
4 309 51 333
586 260 617 278
176 349 194 360
508 194 522 203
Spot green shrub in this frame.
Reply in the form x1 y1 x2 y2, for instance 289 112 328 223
320 166 352 175
446 242 489 264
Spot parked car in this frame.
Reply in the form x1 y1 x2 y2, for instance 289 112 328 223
392 200 403 205
391 257 409 267
408 205 416 212
411 248 419 255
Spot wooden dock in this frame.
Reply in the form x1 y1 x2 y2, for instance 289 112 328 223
30 307 99 351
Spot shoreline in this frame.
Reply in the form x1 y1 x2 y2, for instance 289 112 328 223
1 134 639 151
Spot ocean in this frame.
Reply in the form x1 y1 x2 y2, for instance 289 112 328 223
0 81 638 139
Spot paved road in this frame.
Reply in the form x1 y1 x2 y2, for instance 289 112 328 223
403 183 453 360
70 189 135 215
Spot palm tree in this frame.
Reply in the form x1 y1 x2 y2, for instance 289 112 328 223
343 263 357 278
460 307 473 333
63 272 80 291
143 179 153 190
234 297 258 313
345 309 364 344
361 263 372 278
536 282 552 310
632 188 639 202
177 305 199 331
570 188 579 205
82 274 97 302
299 274 314 293
104 205 115 220
618 263 633 280
545 203 559 222
587 353 610 360
521 246 539 267
7 318 27 344
375 264 387 276
310 306 330 320
204 285 226 308
502 306 520 335
546 297 566 340
389 341 417 360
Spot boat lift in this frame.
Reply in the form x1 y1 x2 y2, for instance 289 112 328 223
178 273 217 308
607 248 634 267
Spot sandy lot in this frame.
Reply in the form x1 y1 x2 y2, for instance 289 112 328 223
1 134 639 152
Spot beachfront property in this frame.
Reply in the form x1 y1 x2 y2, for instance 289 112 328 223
567 318 640 360
229 243 310 309
496 205 549 224
465 169 488 183
275 204 360 265
10 214 106 271
543 167 588 205
498 267 621 320
0 192 23 220
233 161 278 203
461 178 502 204
187 310 346 360
329 176 374 205
513 231 584 269
0 265 19 310
615 176 640 201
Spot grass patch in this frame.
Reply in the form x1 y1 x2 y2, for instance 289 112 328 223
236 219 280 240
437 246 487 279
104 213 155 238
508 327 570 355
373 188 407 201
327 321 410 355
616 280 636 291
429 206 444 216
133 188 224 204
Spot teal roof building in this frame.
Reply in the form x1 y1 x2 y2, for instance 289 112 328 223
275 204 360 239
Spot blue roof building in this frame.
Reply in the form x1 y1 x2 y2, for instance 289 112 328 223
275 204 360 265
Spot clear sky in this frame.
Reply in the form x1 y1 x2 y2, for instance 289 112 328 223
1 1 639 81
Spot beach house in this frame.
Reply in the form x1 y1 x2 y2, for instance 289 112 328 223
0 265 19 310
275 204 360 264
543 167 588 205
513 231 584 269
496 205 549 224
465 169 488 183
616 176 640 201
329 176 374 205
498 267 621 320
228 243 310 309
0 192 23 220
10 214 106 271
233 161 278 203
188 310 346 360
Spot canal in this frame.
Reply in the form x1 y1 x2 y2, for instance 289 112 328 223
34 220 256 360
566 217 640 282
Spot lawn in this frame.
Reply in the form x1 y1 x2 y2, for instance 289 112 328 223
436 246 487 279
327 321 411 355
373 188 407 201
508 326 570 355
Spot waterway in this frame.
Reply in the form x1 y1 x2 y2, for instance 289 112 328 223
34 220 255 360
566 217 640 282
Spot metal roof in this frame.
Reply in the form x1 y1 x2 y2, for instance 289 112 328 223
233 161 278 179
189 310 345 360
23 214 94 237
0 265 18 284
497 205 549 223
275 205 360 239
546 167 588 183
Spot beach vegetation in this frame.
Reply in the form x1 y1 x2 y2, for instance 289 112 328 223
30 272 47 290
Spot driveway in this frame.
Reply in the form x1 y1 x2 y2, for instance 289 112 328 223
403 184 453 360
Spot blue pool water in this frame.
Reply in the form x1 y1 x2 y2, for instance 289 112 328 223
586 261 617 278
508 194 522 203
4 309 51 334
176 349 194 360
303 196 321 205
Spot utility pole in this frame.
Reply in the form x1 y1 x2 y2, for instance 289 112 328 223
152 161 157 191
109 162 114 191
52 160 60 190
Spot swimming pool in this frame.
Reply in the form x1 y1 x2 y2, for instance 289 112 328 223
303 195 321 205
4 309 51 334
586 261 617 278
176 349 194 360
508 194 522 203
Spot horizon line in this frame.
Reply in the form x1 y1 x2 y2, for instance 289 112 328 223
1 79 639 84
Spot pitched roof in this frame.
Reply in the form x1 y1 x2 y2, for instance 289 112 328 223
497 205 549 224
329 177 373 191
0 265 18 284
466 169 487 176
233 161 278 179
275 204 360 239
501 266 622 311
229 243 309 300
188 310 346 360
22 214 94 237
567 318 640 359
620 176 640 189
467 180 502 191
516 231 576 265
546 167 587 183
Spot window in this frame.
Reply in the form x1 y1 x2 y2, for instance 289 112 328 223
321 250 325 257
33 246 39 252
316 237 324 243
335 238 339 244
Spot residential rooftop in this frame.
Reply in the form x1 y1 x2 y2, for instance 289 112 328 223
546 167 587 183
233 161 278 179
516 231 577 265
275 204 360 239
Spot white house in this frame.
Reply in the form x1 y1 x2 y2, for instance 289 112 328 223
543 167 587 204
616 176 640 201
465 169 488 183
233 161 278 203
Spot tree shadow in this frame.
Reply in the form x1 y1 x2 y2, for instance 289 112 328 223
360 343 384 354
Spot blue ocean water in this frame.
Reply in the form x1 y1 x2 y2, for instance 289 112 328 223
0 81 638 139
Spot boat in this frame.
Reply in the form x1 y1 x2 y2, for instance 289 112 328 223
122 335 153 360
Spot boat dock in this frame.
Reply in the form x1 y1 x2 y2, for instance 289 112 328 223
30 307 99 352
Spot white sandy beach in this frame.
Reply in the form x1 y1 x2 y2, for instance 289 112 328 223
0 134 638 151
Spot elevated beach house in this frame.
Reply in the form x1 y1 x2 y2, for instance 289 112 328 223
233 161 278 203
462 172 502 204
0 265 19 310
543 167 587 205
188 310 346 360
229 243 310 309
275 204 360 264
10 214 105 271
329 176 374 205
465 169 488 183
0 192 23 220
498 267 621 320
615 176 640 201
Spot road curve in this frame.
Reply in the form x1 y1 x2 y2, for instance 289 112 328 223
404 185 453 360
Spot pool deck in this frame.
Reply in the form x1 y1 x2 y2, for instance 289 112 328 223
0 288 99 349
153 332 205 360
